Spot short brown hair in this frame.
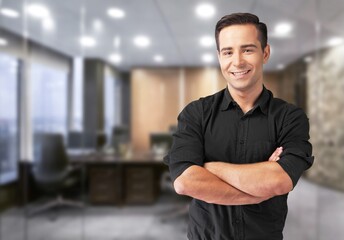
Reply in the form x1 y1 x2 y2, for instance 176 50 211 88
215 13 268 51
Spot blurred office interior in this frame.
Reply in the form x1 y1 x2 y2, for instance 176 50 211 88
0 0 344 239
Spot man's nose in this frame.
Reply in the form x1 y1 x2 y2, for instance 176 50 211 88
232 52 245 67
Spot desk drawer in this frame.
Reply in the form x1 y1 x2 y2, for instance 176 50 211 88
124 166 156 204
88 166 121 205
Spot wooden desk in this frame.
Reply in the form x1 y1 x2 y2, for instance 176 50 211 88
69 152 167 205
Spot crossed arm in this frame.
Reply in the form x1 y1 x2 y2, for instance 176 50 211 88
173 147 293 205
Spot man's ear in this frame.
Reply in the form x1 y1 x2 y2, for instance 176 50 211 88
263 44 270 64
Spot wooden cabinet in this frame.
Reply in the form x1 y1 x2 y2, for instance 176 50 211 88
87 163 163 205
124 166 157 204
88 165 121 205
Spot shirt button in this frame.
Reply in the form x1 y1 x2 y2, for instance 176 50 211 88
239 140 244 144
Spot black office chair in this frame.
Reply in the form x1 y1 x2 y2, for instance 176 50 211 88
149 132 190 222
30 133 83 217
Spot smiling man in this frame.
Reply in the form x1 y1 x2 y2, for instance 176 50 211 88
164 13 314 240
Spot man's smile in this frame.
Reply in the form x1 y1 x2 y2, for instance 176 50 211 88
231 70 251 77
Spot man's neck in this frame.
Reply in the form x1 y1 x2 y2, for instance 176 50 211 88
227 84 263 114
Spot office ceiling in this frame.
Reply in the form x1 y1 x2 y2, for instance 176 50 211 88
0 0 343 71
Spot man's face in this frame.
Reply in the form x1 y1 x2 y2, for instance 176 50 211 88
217 24 270 93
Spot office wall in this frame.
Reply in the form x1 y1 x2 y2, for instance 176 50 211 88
263 72 283 99
184 68 226 105
131 67 226 151
305 45 344 191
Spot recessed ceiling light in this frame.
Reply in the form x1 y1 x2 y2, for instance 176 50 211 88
327 37 343 47
80 36 96 47
195 3 215 19
303 56 313 63
133 35 150 48
42 17 54 31
277 64 285 70
26 3 50 19
0 38 8 46
154 55 164 63
0 8 19 18
272 22 293 38
107 8 125 19
202 53 214 63
200 36 214 47
109 53 122 64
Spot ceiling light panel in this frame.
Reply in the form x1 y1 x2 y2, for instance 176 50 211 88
271 22 293 38
154 55 164 63
42 17 55 31
107 8 125 19
26 3 50 19
202 53 214 63
200 36 214 47
195 3 215 19
0 8 19 18
133 35 150 48
109 53 122 64
80 36 96 47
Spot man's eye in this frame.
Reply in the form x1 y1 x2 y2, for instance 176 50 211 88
244 49 253 53
223 51 232 56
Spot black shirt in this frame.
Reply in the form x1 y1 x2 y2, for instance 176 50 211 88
164 86 314 240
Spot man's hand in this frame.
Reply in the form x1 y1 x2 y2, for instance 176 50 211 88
268 147 283 162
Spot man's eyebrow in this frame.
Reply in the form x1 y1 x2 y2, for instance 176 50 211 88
220 44 258 52
241 44 258 49
220 47 233 52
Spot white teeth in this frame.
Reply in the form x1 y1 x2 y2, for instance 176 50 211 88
232 70 249 76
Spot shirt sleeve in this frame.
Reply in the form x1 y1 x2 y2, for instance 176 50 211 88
276 104 314 188
163 100 205 182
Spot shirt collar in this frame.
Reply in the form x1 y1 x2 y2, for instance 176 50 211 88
221 87 235 111
221 85 271 115
254 86 271 115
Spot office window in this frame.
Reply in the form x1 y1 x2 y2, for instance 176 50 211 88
31 63 68 137
104 72 115 143
71 57 83 131
0 53 19 184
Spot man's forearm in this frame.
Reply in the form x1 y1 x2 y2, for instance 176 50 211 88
174 165 268 205
204 161 293 198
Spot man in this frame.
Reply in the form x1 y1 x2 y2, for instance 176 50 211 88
164 13 314 240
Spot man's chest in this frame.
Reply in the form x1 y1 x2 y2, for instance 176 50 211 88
203 111 276 164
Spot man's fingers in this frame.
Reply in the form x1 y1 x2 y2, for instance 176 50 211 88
268 147 283 161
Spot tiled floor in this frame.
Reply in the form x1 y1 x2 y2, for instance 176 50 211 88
1 177 344 240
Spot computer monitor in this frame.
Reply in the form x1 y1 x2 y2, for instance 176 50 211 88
111 125 130 152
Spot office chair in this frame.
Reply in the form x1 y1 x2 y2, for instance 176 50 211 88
149 131 189 222
67 131 84 149
30 133 83 217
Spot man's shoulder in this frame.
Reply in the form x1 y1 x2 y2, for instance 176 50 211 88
184 88 226 110
268 96 307 122
198 88 226 108
183 89 226 115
